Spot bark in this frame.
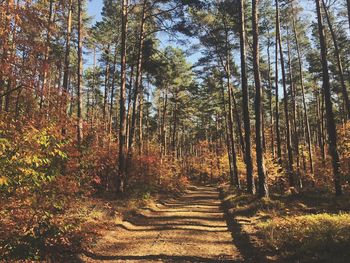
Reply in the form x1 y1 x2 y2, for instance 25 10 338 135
322 0 350 120
267 30 275 158
347 0 350 33
291 1 314 174
39 0 53 110
62 0 72 94
287 28 302 187
109 44 119 134
276 0 294 186
161 88 168 158
240 0 255 194
118 0 128 193
275 3 282 165
103 45 111 123
129 0 147 152
77 0 84 147
316 90 326 164
223 16 241 188
315 0 342 195
252 0 268 197
138 84 144 155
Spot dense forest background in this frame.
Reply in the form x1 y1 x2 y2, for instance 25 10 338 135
1 0 350 261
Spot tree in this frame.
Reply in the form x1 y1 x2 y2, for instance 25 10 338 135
118 0 128 193
322 0 350 120
77 0 84 147
315 0 342 196
239 0 255 194
276 0 294 187
252 0 268 198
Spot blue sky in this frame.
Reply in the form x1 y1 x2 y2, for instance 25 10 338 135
86 0 202 66
87 0 103 24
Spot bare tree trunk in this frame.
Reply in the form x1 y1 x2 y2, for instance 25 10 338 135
347 0 350 33
138 84 144 155
226 59 241 187
267 30 275 158
240 0 255 194
103 45 111 123
252 0 268 197
322 0 350 120
63 0 72 95
77 0 84 147
129 0 146 153
291 1 314 175
118 0 128 193
315 0 342 195
287 28 302 187
161 88 168 159
109 44 118 135
39 0 53 110
61 0 72 136
316 89 326 164
276 0 294 186
275 3 282 165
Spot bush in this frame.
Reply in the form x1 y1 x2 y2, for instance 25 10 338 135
258 213 350 262
0 119 67 192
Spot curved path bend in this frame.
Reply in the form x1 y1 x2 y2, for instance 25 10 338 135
82 185 243 262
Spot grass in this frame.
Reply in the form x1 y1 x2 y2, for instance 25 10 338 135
258 213 350 262
220 185 350 263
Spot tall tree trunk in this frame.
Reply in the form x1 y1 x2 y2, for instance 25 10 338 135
129 0 146 152
161 88 168 159
172 96 178 156
77 0 83 147
239 0 255 194
227 82 240 187
219 67 236 186
118 0 128 193
39 0 53 110
287 28 302 187
276 0 294 186
322 0 350 120
316 89 326 164
138 85 144 155
315 0 342 196
103 45 111 123
291 1 314 175
222 17 241 188
347 0 350 33
267 30 275 158
109 44 118 135
275 3 282 165
252 0 268 197
63 0 72 95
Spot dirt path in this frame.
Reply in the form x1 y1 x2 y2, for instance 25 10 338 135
81 185 243 262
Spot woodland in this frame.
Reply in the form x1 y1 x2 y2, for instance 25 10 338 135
1 0 350 262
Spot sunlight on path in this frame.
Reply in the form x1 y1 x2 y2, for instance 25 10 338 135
81 186 242 262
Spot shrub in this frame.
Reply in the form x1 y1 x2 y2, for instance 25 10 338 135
258 213 350 262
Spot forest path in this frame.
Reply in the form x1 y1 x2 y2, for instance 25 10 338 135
81 185 243 262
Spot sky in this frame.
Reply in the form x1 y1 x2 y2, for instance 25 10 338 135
87 0 103 24
85 0 323 72
86 0 202 67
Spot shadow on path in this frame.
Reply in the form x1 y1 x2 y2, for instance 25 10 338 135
84 251 242 262
82 185 243 262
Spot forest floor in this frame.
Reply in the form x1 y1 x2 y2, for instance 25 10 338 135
79 185 245 263
70 184 350 263
220 185 350 263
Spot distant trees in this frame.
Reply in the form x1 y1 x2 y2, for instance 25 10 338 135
1 0 350 196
